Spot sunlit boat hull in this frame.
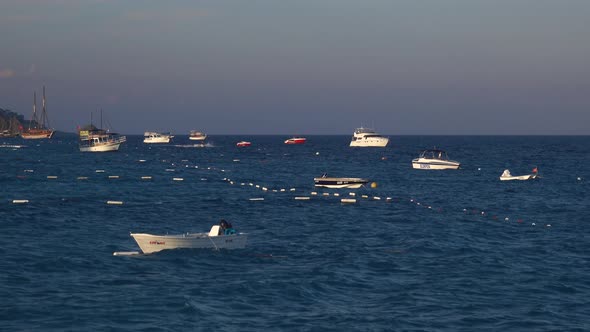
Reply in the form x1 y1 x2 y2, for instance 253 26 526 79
20 129 54 139
130 233 248 254
412 158 460 170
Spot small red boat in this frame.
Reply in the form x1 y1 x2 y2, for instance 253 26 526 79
284 137 306 144
236 141 251 147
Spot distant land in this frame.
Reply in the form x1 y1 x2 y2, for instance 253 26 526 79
0 108 27 134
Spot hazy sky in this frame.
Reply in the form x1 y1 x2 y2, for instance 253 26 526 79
1 0 589 135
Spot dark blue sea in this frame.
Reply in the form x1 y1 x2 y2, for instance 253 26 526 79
1 135 588 331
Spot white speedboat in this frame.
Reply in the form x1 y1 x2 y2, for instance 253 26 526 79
189 130 207 141
130 224 247 254
143 131 173 144
499 169 539 181
314 174 370 188
349 127 388 147
412 149 460 170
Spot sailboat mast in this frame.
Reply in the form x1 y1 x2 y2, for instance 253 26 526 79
30 92 37 130
100 109 103 130
42 85 50 129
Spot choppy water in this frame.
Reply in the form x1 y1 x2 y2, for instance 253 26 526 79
1 135 588 331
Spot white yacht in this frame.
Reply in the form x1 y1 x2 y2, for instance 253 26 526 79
189 130 207 141
143 132 173 144
412 149 460 170
79 129 126 152
349 127 389 147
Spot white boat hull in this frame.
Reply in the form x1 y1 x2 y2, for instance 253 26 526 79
500 174 538 181
314 177 369 189
350 137 389 147
189 136 207 141
144 137 171 144
131 233 247 254
80 142 121 152
412 158 460 170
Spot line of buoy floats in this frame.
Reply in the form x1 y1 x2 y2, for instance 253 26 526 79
7 157 571 229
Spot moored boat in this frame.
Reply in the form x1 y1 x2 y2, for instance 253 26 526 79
236 141 251 147
189 130 207 141
349 127 388 147
143 131 173 144
78 111 126 152
284 137 306 144
20 86 54 139
130 222 247 254
314 174 370 188
499 168 539 181
412 149 460 170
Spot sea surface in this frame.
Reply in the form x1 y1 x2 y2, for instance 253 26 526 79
1 135 588 331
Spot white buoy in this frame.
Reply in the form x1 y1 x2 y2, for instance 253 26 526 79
200 178 207 181
113 251 141 256
108 175 119 179
24 169 34 173
229 181 234 184
249 183 254 186
504 217 509 221
532 223 536 226
77 177 88 180
341 198 356 204
577 177 582 181
373 197 381 200
255 185 260 188
107 200 124 205
47 176 58 179
547 224 551 227
322 193 330 196
361 195 368 199
333 193 340 197
290 188 296 191
249 198 264 201
141 176 152 180
349 192 356 196
173 178 184 181
233 159 240 162
386 197 392 201
262 187 268 191
12 199 29 204
280 189 286 192
95 170 105 173
272 189 278 192
139 160 146 162
311 192 318 196
315 152 320 155
478 168 481 171
165 169 175 172
241 183 245 186
294 196 310 200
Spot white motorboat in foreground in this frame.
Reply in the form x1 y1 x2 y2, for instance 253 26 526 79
314 174 370 188
500 169 539 181
143 131 173 144
412 149 461 170
130 224 247 254
350 127 389 147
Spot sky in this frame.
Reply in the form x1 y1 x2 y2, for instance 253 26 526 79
0 0 589 135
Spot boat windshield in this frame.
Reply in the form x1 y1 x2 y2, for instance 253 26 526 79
355 128 377 134
420 149 449 160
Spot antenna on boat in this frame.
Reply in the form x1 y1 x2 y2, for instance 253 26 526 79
90 110 93 127
100 108 103 130
30 91 37 130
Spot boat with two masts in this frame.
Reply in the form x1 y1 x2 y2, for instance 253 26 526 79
20 86 54 139
412 149 461 170
189 130 207 141
349 127 388 147
143 131 173 144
